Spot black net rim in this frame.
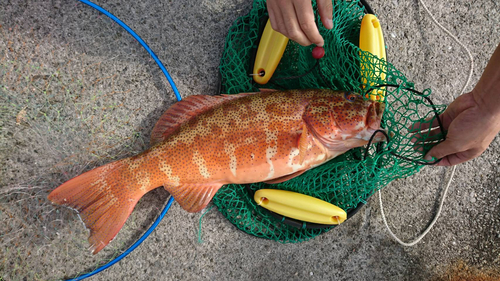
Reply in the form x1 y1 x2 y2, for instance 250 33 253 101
212 0 446 242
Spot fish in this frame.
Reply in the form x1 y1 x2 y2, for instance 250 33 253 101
47 89 386 254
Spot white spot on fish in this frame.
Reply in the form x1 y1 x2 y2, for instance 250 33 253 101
315 154 326 162
229 154 237 177
138 176 150 192
127 158 143 171
265 130 278 143
357 129 376 141
266 161 275 180
265 146 277 179
354 121 365 130
224 142 237 177
159 161 180 187
245 137 255 144
287 148 302 172
193 151 211 179
171 176 180 187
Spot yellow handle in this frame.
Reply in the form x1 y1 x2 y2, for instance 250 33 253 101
253 20 289 84
359 14 387 101
254 189 347 225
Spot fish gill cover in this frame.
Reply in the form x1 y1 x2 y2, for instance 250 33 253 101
214 0 447 242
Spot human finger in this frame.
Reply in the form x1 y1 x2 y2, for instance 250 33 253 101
408 114 444 133
267 2 278 30
267 0 287 37
434 149 481 166
279 2 313 46
410 126 446 143
411 138 442 157
434 155 453 166
424 139 464 163
293 0 324 46
317 0 333 29
412 142 426 153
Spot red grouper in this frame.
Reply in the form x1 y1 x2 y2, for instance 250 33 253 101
48 89 386 253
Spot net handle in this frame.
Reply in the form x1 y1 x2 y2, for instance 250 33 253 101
364 84 445 165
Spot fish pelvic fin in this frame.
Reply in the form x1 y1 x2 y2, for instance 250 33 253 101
164 183 223 213
48 158 159 254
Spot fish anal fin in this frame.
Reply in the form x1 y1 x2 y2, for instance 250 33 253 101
263 170 306 184
151 93 255 146
164 183 223 213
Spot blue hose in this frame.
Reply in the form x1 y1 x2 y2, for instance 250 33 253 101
67 0 181 280
77 0 182 102
69 197 175 281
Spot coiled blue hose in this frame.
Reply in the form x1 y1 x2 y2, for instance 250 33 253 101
67 0 181 280
77 0 182 102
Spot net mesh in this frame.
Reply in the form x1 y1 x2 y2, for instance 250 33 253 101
213 0 446 242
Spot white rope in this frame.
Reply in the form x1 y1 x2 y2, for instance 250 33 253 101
379 0 474 246
418 0 474 96
380 166 456 246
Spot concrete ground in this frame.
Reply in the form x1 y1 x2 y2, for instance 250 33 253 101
1 0 499 280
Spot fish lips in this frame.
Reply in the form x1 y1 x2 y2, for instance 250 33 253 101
367 101 385 131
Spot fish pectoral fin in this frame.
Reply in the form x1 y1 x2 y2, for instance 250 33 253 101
263 170 306 184
163 183 224 213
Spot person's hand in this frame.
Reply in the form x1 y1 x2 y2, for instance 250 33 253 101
266 0 333 47
410 91 500 166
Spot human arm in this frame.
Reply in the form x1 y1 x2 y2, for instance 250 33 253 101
266 0 333 47
414 43 500 166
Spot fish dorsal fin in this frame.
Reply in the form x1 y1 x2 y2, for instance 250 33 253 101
151 93 256 146
164 183 224 213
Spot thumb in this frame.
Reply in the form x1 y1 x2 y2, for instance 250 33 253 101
317 0 333 29
424 140 459 162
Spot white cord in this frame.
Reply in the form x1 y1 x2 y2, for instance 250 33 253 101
418 0 475 95
379 0 474 246
380 166 456 246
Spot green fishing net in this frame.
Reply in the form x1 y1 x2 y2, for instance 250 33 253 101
213 0 446 242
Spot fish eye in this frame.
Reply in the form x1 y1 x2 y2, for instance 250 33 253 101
344 92 359 102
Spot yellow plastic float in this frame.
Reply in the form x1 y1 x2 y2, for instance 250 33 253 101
254 189 347 225
359 14 387 101
252 19 289 84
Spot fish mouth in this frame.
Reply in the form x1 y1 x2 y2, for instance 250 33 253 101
364 128 391 143
367 101 385 130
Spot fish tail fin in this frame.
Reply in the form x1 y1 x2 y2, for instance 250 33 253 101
48 157 156 254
